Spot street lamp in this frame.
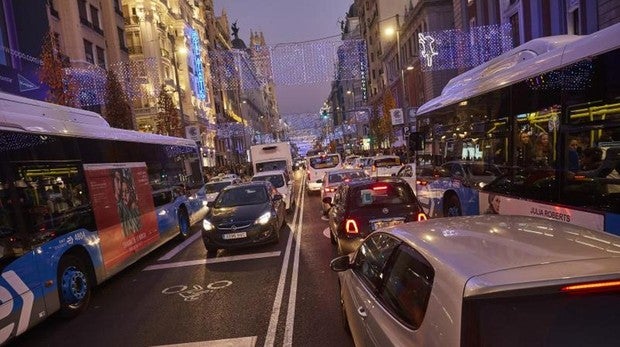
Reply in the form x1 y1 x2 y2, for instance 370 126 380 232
168 33 187 137
384 14 411 162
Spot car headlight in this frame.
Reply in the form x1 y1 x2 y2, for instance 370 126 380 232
203 219 215 231
255 212 272 225
202 200 209 207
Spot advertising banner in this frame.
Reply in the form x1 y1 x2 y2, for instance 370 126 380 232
84 163 159 270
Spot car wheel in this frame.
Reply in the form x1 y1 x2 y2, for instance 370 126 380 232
443 194 462 217
206 246 218 258
272 225 280 244
339 283 351 335
178 207 190 239
337 240 345 255
57 254 92 318
330 229 337 245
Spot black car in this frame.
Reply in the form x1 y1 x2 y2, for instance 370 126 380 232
323 177 427 255
202 181 286 255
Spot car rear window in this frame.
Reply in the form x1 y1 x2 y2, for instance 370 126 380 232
252 174 285 188
309 155 340 169
205 181 232 194
461 290 620 346
352 183 415 207
256 160 287 172
328 171 366 183
374 157 401 167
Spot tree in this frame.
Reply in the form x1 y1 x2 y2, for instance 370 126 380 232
379 89 396 148
104 70 133 129
155 86 182 137
39 31 78 107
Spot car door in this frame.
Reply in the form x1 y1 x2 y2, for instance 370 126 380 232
328 187 345 237
342 233 401 347
397 164 416 193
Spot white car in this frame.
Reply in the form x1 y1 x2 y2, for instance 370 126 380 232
251 170 294 211
198 178 242 203
319 169 367 215
365 155 402 177
343 155 361 169
331 215 620 346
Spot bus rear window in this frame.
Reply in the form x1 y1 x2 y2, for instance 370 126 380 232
309 155 340 169
374 157 400 167
461 291 620 346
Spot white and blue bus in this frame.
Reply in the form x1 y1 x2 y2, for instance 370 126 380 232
0 92 207 343
414 23 620 234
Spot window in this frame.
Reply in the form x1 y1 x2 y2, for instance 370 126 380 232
353 233 401 290
90 5 100 30
380 245 435 329
84 39 93 64
510 13 520 46
49 0 59 18
117 27 127 50
77 0 88 23
96 46 105 68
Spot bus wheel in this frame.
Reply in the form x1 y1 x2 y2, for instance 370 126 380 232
178 208 190 239
57 254 91 318
443 194 462 217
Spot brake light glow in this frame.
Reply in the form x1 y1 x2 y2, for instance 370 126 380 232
561 280 620 293
345 219 359 234
372 185 388 191
416 180 428 186
324 187 336 193
371 165 376 172
417 213 428 221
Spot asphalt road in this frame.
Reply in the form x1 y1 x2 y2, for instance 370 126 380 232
12 171 355 347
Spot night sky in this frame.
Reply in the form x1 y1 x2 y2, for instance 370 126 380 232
214 0 353 116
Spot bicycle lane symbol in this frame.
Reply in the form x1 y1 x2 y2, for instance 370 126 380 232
162 280 233 302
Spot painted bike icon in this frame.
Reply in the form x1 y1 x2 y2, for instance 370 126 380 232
162 280 232 302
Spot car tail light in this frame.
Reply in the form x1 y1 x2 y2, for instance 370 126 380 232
417 213 428 221
371 165 376 172
324 187 336 193
561 280 620 294
345 219 359 234
416 179 428 186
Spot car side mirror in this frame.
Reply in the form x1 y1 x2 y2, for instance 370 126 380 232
330 255 351 272
273 194 283 201
322 196 332 205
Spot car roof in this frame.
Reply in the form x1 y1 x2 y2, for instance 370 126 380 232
344 176 405 188
326 168 365 175
253 170 285 176
223 180 272 190
386 215 620 294
206 178 237 184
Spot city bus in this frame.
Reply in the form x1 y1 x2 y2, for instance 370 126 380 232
414 22 620 234
0 91 206 343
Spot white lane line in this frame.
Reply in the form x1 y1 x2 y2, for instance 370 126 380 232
152 336 257 347
283 181 305 346
159 232 202 261
264 175 304 347
143 252 281 271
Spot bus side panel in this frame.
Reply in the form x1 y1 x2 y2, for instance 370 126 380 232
0 254 46 344
604 213 620 236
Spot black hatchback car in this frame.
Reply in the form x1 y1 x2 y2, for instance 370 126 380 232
323 177 427 255
202 181 286 255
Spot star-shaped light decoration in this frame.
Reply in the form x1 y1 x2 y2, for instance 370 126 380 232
418 33 438 68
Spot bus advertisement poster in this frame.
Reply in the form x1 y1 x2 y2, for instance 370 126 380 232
84 163 159 269
479 192 605 232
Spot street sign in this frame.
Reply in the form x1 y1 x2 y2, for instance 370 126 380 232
390 108 404 125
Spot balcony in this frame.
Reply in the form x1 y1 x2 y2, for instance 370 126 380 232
128 46 143 55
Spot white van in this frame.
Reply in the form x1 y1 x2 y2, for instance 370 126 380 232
250 142 293 176
305 153 342 193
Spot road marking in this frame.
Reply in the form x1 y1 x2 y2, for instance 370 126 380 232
264 175 304 347
159 232 202 261
322 227 330 239
143 252 281 271
283 180 305 346
152 336 257 347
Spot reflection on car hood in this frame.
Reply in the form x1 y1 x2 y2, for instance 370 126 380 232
208 203 270 224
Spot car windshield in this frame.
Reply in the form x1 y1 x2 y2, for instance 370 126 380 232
309 155 340 169
215 186 268 207
252 174 285 188
328 171 366 184
352 183 415 207
205 181 232 194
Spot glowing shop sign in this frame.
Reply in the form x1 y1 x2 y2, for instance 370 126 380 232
191 30 206 101
418 33 438 68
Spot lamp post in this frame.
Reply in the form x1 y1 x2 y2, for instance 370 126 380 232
169 33 187 137
385 14 410 162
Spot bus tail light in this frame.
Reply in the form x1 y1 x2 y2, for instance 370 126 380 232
345 219 359 234
561 280 620 294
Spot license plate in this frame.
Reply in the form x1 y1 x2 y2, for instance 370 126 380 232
372 219 404 230
222 232 247 240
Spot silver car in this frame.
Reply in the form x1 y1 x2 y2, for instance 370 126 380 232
330 215 620 346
